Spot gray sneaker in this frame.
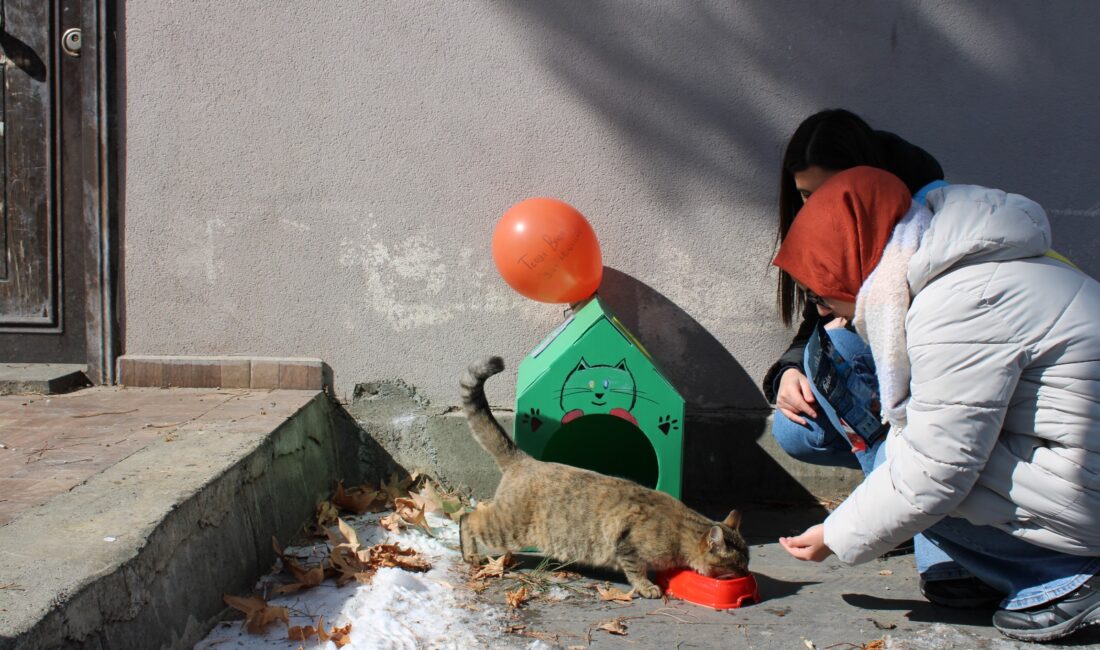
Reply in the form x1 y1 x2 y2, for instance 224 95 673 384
992 574 1100 642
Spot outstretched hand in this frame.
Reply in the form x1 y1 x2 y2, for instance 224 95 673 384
779 524 833 562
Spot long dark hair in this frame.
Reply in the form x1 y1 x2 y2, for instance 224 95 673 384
775 109 944 325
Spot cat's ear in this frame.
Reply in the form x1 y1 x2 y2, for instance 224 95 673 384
614 359 628 371
572 358 590 372
722 510 742 531
705 525 725 551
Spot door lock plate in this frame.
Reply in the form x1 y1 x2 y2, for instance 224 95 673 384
62 28 82 57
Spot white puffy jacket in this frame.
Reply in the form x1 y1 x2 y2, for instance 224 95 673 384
825 184 1100 564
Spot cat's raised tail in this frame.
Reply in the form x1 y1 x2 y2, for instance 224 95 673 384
460 356 525 469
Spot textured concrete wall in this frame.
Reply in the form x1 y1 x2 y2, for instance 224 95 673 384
122 1 1100 412
345 379 862 510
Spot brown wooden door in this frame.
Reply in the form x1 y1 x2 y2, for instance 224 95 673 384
0 0 93 366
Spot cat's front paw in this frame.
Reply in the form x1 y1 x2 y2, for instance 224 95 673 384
459 514 480 565
632 580 662 599
463 552 483 566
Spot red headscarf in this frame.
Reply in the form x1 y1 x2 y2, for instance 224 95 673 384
772 166 912 302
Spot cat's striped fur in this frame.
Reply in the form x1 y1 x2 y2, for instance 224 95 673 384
459 356 749 598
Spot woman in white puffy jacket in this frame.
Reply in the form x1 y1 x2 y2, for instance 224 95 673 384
773 166 1100 643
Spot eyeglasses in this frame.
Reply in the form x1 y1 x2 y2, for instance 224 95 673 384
794 282 831 308
803 290 829 308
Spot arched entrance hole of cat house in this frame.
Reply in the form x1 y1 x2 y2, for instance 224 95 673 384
540 414 660 489
514 296 686 499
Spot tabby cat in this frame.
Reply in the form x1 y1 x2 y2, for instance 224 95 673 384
459 356 749 598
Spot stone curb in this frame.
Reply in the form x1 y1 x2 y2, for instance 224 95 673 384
117 355 325 390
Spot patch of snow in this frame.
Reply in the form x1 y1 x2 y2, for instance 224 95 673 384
194 513 513 650
543 586 573 602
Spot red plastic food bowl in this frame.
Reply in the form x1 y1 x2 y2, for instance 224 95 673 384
656 569 760 609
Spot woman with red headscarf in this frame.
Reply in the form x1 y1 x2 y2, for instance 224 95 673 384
774 167 1100 643
764 111 968 609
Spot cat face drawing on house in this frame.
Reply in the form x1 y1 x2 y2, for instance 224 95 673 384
559 358 638 425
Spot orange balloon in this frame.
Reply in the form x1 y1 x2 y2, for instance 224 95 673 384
492 198 603 303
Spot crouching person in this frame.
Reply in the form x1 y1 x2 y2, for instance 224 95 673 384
774 166 1100 643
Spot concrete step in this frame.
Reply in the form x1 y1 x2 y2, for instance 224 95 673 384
0 387 363 650
0 364 90 396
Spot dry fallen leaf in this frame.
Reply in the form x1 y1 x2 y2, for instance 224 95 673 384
369 543 432 572
223 594 290 634
323 517 430 584
325 519 374 585
379 511 404 532
878 569 893 576
333 481 387 514
467 579 490 593
287 616 353 647
412 482 473 522
316 499 341 526
272 537 326 593
473 553 515 580
288 620 321 642
506 586 532 608
380 471 420 506
394 497 433 534
276 562 325 594
336 518 361 550
863 640 886 650
408 481 445 514
596 617 628 636
596 585 635 603
328 546 379 586
327 622 353 648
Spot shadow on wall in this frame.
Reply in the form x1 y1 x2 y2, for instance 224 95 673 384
502 1 1100 277
599 267 767 414
330 402 409 487
598 267 820 511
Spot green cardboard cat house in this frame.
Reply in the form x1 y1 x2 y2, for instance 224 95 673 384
514 296 685 498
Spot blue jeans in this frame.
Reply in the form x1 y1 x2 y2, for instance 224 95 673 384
771 327 892 477
771 327 953 574
921 516 1100 610
772 327 1099 609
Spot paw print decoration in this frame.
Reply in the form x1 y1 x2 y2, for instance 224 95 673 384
521 407 542 432
657 415 679 435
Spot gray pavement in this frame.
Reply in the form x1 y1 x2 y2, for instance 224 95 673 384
479 508 1100 649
